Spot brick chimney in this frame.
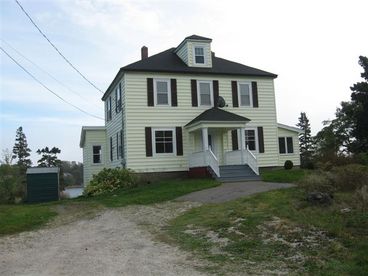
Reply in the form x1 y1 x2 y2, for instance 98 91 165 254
141 46 148 60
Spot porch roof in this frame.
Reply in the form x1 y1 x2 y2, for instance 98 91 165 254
185 108 250 131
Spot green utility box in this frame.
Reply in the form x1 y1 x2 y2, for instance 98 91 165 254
26 167 60 203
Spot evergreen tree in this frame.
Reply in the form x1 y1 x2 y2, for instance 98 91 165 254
296 112 314 167
12 127 32 169
348 56 368 153
36 147 61 167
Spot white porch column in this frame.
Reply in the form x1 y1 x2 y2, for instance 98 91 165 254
201 127 209 151
240 127 246 164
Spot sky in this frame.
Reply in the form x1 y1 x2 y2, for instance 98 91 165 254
1 0 367 164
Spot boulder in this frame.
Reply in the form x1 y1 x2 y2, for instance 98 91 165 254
306 192 333 205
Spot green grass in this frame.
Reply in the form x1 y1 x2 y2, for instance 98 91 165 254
261 168 309 183
0 204 57 236
84 178 219 207
0 178 219 236
167 188 368 275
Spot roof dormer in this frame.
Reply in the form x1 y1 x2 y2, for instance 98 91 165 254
174 35 212 68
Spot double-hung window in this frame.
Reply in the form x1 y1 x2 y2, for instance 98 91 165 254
92 146 102 164
106 96 112 121
245 129 257 151
153 129 175 154
194 46 205 64
198 81 213 106
154 79 171 106
238 82 252 107
115 83 122 113
279 137 294 154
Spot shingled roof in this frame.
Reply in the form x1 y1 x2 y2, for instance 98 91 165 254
121 48 277 78
185 107 250 127
184 34 212 41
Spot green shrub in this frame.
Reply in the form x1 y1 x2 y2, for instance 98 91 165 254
0 165 25 203
352 185 368 211
284 160 293 170
331 164 368 192
298 172 335 194
84 168 138 196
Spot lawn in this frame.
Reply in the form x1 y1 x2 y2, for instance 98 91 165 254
85 178 219 207
261 168 309 183
0 178 219 236
0 204 57 236
167 188 368 275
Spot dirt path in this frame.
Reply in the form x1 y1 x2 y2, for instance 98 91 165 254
0 202 205 276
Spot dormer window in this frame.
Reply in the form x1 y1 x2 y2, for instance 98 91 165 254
194 46 205 64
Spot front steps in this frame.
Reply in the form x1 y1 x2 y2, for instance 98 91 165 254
217 165 261 182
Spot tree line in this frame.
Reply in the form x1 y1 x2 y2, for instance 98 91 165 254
297 56 368 168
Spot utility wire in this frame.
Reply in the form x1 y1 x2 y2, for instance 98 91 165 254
1 39 101 108
14 0 104 94
1 46 104 121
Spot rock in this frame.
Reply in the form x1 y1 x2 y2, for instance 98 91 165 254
306 192 333 205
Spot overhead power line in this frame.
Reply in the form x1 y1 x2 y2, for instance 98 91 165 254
1 39 101 108
14 0 104 94
1 46 104 121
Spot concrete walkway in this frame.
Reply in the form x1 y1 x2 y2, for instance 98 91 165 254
177 181 294 203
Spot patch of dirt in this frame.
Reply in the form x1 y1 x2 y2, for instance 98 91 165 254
0 201 206 276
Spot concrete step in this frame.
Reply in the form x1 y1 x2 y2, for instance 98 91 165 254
218 176 261 182
217 164 260 182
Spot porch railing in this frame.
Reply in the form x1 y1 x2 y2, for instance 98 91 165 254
188 149 220 177
224 148 259 175
245 147 259 175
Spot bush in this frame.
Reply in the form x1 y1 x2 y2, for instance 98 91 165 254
298 172 335 195
284 160 293 170
331 164 368 192
352 185 368 211
84 168 138 196
0 165 25 203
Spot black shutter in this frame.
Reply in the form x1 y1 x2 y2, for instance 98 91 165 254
116 132 119 159
231 81 239 107
145 127 152 157
213 80 219 107
147 78 154 106
176 127 183 156
287 137 294 153
279 137 286 154
171 79 177 106
231 129 238 150
252 81 259 108
257 127 264 153
191 79 198 107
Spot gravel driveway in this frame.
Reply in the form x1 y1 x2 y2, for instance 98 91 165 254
0 202 205 276
1 182 294 275
177 181 294 203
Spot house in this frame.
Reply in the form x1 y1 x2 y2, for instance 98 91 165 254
80 35 301 186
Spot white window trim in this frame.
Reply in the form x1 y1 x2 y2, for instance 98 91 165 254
237 81 253 107
92 145 102 165
115 83 122 112
237 128 259 153
192 43 209 67
152 128 176 156
153 78 171 106
193 45 205 65
197 80 214 107
279 136 294 155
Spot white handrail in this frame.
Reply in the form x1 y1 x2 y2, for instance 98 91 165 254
207 149 220 177
245 148 259 175
188 150 220 178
